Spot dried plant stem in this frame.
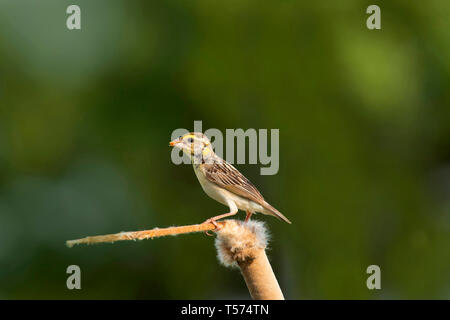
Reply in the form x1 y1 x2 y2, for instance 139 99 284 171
215 220 284 300
66 221 223 248
238 250 284 300
66 219 285 300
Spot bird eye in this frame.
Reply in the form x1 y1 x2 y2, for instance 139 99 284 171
187 138 194 143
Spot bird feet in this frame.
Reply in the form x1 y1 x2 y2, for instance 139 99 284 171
245 210 252 222
202 211 238 236
203 218 222 236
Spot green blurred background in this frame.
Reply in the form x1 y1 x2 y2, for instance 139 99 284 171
0 0 449 299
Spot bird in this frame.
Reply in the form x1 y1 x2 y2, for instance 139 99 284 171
169 132 291 229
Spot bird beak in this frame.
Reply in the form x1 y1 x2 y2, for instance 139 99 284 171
169 138 180 147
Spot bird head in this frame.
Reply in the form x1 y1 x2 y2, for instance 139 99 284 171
170 132 214 162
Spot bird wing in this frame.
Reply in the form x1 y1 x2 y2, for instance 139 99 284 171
202 159 292 224
203 160 266 205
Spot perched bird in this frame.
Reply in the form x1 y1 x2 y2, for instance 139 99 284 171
169 132 291 229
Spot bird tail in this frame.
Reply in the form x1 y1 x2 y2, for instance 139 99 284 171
262 201 292 224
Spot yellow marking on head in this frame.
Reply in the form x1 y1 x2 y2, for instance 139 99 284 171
202 147 211 156
183 134 196 140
